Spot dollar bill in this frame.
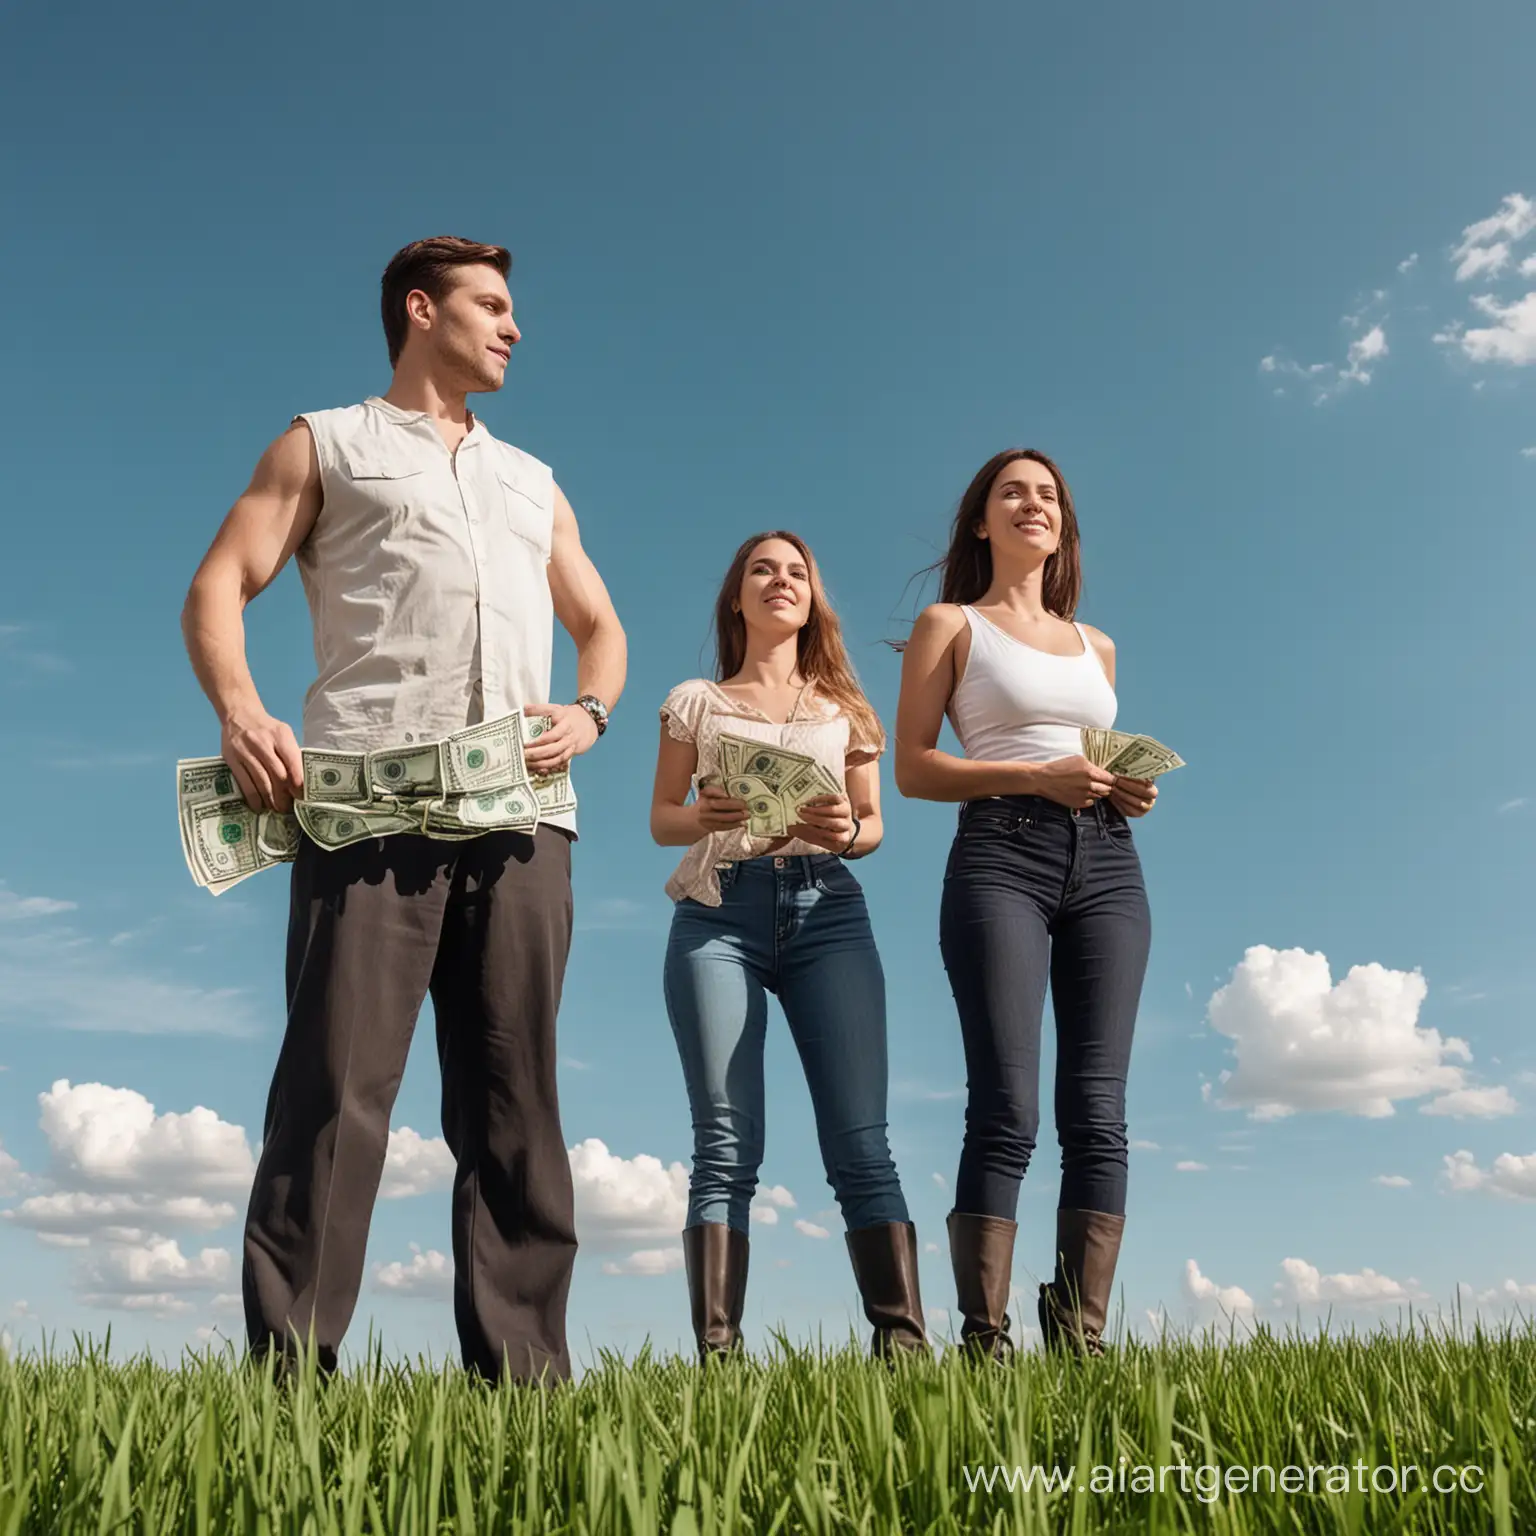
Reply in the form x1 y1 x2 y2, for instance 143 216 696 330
177 757 300 893
523 713 577 818
367 742 445 800
442 713 528 795
294 801 421 850
301 748 369 805
714 734 845 838
423 787 540 835
1081 729 1186 780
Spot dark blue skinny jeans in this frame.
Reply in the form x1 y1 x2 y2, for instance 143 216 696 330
939 794 1152 1220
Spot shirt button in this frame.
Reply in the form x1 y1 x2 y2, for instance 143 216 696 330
404 732 414 743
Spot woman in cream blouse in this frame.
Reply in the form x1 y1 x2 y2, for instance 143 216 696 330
650 531 927 1362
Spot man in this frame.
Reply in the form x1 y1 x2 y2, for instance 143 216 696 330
181 236 626 1382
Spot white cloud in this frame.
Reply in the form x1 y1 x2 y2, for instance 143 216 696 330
1183 1259 1254 1313
1204 946 1499 1119
1175 1161 1208 1173
373 1245 452 1297
378 1128 454 1199
567 1138 689 1247
1374 1174 1412 1188
794 1220 831 1240
0 1140 21 1197
1420 1086 1518 1119
1130 1139 1160 1151
80 1237 234 1318
1462 1278 1536 1308
749 1185 796 1226
0 884 77 920
1274 1257 1426 1307
1340 324 1388 384
601 1247 684 1276
2 1080 256 1247
1398 253 1419 274
1441 1149 1536 1200
1451 193 1536 281
1438 291 1536 366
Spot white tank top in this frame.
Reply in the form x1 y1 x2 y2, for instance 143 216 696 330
293 396 574 833
947 605 1117 765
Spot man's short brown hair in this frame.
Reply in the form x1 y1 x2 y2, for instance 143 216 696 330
380 236 512 367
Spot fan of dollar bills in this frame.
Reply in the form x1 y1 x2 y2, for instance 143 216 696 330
1080 728 1186 780
701 733 845 839
177 710 575 895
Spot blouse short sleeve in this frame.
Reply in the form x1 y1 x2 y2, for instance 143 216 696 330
659 680 706 746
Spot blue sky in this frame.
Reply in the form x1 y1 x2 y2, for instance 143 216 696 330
1 1 1533 1363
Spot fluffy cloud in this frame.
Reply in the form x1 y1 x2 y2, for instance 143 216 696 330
1441 1149 1536 1201
79 1237 235 1318
794 1220 831 1240
1183 1259 1254 1313
1439 292 1536 366
4 1080 257 1242
1460 1279 1536 1308
1175 1161 1208 1173
601 1248 685 1276
1451 193 1536 282
0 1139 21 1197
1374 1174 1412 1188
568 1138 689 1246
378 1128 454 1199
1203 946 1505 1119
1340 324 1388 384
1274 1257 1426 1307
373 1245 452 1298
750 1185 797 1226
1420 1086 1518 1119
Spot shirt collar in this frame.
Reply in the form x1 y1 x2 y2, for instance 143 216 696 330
365 395 484 444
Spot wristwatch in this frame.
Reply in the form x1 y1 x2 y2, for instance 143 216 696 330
574 695 609 737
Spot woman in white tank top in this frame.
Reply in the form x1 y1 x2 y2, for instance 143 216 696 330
894 449 1160 1360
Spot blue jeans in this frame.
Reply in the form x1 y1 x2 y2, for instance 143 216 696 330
939 795 1152 1220
663 853 911 1234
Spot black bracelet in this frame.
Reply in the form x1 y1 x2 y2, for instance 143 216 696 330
840 817 862 857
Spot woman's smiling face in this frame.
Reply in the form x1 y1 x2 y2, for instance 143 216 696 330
737 537 812 635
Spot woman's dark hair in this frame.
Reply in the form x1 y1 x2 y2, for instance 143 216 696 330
928 448 1083 615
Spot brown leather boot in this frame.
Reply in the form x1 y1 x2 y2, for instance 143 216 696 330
947 1211 1018 1360
844 1222 930 1360
682 1223 749 1360
1037 1208 1124 1357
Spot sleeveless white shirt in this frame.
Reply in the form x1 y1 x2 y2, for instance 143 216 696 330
293 395 575 834
947 605 1117 765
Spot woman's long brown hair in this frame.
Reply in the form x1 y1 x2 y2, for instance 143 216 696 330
924 448 1083 617
712 530 886 752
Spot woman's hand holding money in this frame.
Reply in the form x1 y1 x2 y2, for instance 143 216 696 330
695 782 751 834
1109 776 1158 818
787 794 856 851
1029 755 1117 810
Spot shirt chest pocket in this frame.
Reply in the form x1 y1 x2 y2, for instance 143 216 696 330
337 443 428 523
497 467 552 559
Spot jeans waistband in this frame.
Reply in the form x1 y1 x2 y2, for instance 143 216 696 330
958 794 1121 828
715 852 842 885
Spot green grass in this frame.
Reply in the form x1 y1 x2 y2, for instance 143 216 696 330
0 1318 1532 1533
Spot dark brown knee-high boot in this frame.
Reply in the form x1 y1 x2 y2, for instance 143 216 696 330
947 1211 1018 1360
845 1221 930 1359
1037 1208 1124 1357
682 1223 749 1360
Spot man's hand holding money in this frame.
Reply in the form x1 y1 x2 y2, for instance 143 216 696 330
221 707 304 813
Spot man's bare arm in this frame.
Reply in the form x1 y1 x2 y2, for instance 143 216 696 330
523 482 627 774
180 420 322 811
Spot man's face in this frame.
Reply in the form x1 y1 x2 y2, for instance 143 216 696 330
412 264 521 392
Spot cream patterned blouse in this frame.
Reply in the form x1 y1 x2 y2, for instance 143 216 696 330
659 677 883 906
